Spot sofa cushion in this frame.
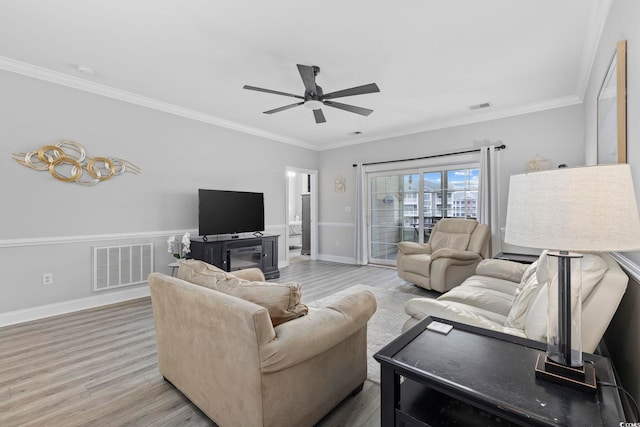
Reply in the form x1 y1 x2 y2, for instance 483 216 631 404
406 298 509 325
178 260 308 326
475 259 529 283
437 275 518 316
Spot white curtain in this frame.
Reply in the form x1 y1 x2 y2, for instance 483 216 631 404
478 145 502 256
354 163 368 265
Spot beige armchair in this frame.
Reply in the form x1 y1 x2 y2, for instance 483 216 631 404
396 218 490 292
149 262 377 427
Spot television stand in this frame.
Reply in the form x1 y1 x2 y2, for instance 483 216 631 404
189 235 280 279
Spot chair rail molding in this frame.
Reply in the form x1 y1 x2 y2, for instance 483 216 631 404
0 230 198 248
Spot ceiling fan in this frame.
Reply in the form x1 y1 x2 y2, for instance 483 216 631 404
243 64 380 124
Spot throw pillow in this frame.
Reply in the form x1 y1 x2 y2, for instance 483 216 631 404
217 281 308 326
524 252 609 341
177 259 308 326
534 252 607 301
177 259 239 287
505 261 544 330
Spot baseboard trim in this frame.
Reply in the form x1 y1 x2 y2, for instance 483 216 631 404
0 286 150 328
318 254 356 264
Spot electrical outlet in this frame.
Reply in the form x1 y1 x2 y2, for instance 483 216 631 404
335 240 340 247
42 273 53 286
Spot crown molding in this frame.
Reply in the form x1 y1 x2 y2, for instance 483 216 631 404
320 95 583 151
576 0 614 100
0 56 315 150
1 55 589 153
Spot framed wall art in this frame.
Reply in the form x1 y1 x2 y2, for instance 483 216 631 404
597 40 627 164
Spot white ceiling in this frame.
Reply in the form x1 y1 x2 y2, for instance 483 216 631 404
0 0 609 151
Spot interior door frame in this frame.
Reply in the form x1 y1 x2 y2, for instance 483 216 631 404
285 166 318 262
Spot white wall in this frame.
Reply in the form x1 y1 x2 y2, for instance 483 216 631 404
583 0 640 411
0 70 318 317
317 105 585 262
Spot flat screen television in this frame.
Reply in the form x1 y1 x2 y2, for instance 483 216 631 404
198 189 265 237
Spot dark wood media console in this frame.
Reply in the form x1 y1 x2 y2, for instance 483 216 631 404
189 235 280 279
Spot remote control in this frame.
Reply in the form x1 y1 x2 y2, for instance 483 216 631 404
426 321 453 335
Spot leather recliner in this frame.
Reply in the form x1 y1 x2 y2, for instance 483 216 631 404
396 218 490 292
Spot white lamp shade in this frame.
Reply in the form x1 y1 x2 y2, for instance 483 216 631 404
504 164 640 252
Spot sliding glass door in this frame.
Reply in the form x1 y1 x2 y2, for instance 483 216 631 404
368 165 479 266
369 173 419 264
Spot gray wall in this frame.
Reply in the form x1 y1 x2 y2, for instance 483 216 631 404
317 105 585 261
583 0 640 411
0 70 317 314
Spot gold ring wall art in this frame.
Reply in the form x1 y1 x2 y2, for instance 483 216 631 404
12 140 141 185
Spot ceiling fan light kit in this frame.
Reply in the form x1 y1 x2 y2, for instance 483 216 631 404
304 100 323 110
243 64 380 124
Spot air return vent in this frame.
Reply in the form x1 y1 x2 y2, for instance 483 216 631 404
93 243 153 292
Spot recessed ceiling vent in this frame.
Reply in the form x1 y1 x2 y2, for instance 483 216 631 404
470 102 492 110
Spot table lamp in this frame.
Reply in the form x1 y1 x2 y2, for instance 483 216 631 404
504 164 640 392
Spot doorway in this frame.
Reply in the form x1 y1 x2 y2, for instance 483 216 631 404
285 166 318 263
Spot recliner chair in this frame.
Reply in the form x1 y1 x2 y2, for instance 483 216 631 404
396 218 490 292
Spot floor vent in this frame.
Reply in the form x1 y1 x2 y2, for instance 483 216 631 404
93 243 153 292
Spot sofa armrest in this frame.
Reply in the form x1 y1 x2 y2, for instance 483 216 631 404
259 290 377 373
398 241 432 255
475 259 528 283
431 248 482 262
231 268 266 282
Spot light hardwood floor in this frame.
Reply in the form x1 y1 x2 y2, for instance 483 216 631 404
0 260 433 427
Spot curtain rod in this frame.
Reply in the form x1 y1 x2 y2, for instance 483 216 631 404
351 144 506 167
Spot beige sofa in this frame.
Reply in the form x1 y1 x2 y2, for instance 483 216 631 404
148 261 377 427
402 251 627 353
396 218 491 292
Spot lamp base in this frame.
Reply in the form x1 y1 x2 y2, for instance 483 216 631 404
534 354 596 394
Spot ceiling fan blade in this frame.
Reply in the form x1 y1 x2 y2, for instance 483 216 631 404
323 100 373 116
297 64 318 95
243 85 304 99
313 109 326 124
322 83 380 100
263 102 304 114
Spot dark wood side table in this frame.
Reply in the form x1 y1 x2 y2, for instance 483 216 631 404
374 316 625 426
494 252 539 264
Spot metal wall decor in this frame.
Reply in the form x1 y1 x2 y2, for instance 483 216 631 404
12 140 141 185
334 175 345 192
